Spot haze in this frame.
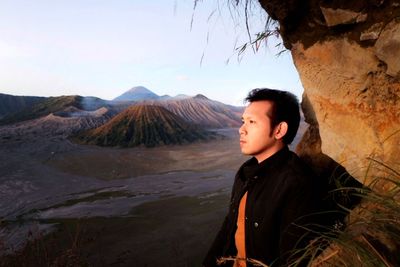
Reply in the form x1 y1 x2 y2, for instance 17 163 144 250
0 0 303 105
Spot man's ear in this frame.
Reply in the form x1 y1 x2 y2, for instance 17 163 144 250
274 122 288 140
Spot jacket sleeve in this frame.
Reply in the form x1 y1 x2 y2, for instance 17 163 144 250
278 174 318 266
203 175 242 267
202 214 231 267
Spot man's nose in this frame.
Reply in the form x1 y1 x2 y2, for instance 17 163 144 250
239 124 245 135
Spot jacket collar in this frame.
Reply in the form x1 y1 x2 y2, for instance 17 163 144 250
239 146 290 182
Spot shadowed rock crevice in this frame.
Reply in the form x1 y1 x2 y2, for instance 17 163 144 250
259 0 400 50
297 93 363 231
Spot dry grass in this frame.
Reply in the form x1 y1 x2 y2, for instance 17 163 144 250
291 160 400 267
0 221 90 267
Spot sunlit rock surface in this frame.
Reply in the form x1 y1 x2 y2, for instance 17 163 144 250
258 0 400 264
258 0 400 186
292 39 400 184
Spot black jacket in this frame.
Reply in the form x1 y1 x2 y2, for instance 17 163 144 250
203 146 319 267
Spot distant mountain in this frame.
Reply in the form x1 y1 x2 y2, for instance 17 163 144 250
73 105 216 147
54 106 117 119
171 94 190 100
113 86 159 101
0 107 115 140
159 95 172 100
0 95 108 126
0 93 46 119
193 94 209 100
0 90 243 131
144 95 243 128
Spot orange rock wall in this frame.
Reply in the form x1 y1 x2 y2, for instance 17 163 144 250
291 38 400 184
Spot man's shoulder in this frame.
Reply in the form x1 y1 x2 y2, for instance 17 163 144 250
281 150 315 184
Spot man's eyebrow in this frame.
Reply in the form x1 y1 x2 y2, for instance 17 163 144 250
264 111 273 119
242 114 254 119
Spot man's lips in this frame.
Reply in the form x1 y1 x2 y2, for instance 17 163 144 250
239 140 246 144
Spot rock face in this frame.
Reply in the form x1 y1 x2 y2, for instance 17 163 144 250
320 7 367 27
258 0 400 187
291 39 400 183
257 0 400 264
374 20 400 77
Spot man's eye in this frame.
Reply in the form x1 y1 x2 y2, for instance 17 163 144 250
249 120 255 124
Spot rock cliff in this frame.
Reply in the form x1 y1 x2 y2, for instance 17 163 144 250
256 0 400 264
258 0 400 187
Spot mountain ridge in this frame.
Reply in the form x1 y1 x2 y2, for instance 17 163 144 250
73 104 216 147
113 86 159 101
0 95 109 126
143 95 242 128
0 93 46 119
0 90 243 128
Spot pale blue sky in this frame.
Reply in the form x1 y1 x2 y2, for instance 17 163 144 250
0 0 303 105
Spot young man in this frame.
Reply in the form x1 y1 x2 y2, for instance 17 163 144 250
203 88 318 267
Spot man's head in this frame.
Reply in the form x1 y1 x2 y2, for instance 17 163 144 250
239 88 300 162
245 88 300 144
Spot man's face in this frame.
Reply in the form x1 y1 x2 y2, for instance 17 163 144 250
239 100 283 162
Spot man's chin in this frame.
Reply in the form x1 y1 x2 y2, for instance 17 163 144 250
240 149 252 156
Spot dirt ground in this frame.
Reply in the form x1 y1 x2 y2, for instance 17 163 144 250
0 126 245 266
0 120 304 266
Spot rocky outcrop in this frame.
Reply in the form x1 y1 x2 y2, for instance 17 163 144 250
256 0 400 264
291 38 400 185
320 7 367 27
375 20 400 77
258 0 400 187
360 22 384 41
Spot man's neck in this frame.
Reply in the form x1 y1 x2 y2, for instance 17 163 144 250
255 143 286 163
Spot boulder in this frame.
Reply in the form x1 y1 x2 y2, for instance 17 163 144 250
255 0 400 264
291 38 400 187
360 22 384 41
320 7 367 27
375 19 400 77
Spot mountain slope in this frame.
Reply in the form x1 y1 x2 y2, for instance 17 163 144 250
113 86 159 101
0 93 46 119
0 95 108 125
73 105 215 147
0 107 116 140
145 94 243 128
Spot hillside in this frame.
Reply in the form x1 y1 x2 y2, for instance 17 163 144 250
113 86 159 101
145 94 243 128
73 105 216 147
0 93 46 119
111 88 243 129
0 95 107 125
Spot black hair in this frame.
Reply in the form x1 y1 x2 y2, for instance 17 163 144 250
245 88 300 145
